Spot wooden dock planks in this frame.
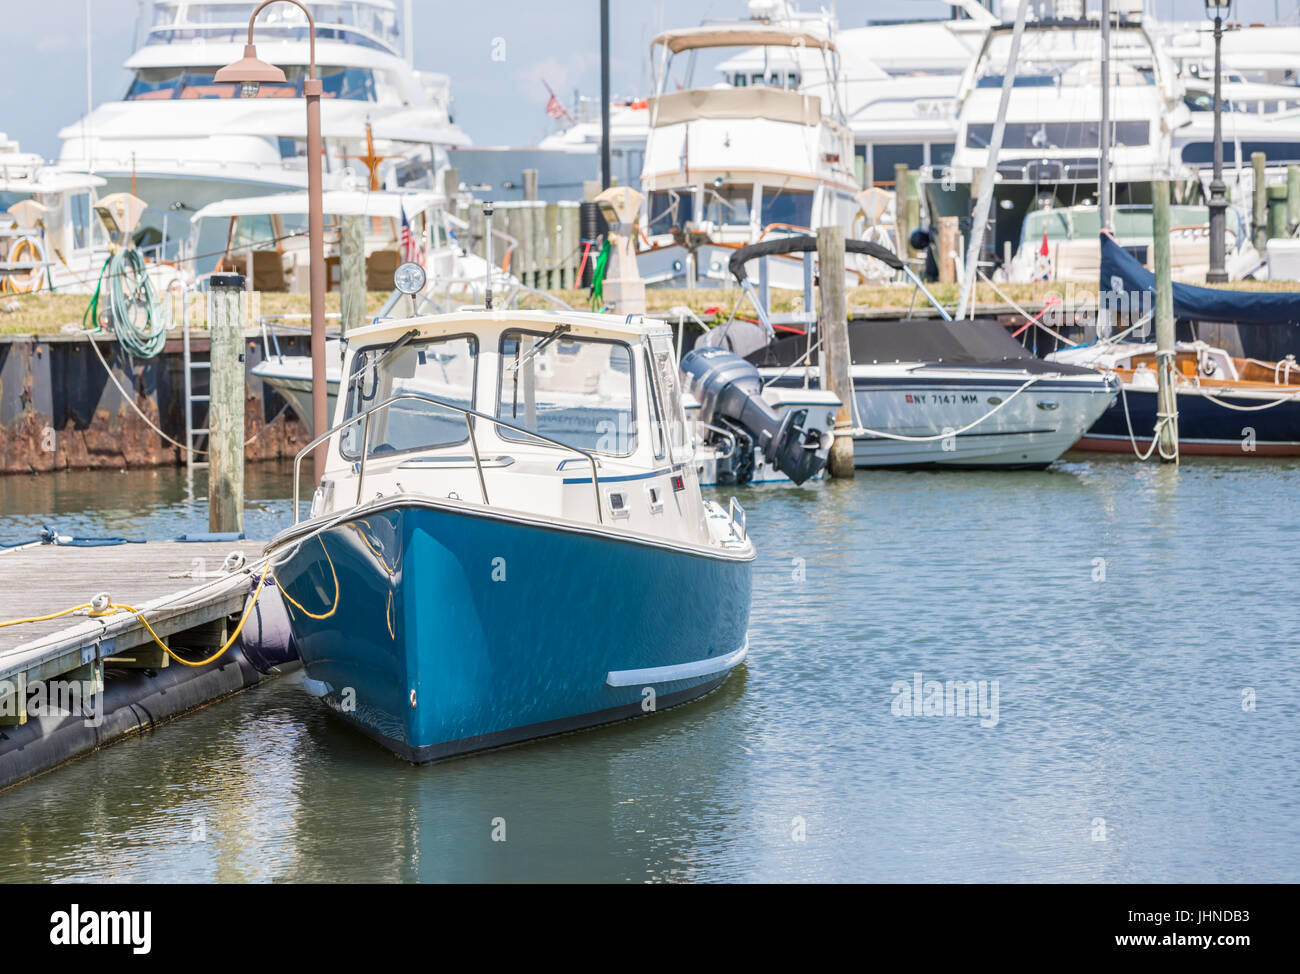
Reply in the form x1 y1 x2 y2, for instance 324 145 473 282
0 541 267 722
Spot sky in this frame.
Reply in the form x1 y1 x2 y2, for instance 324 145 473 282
0 0 1294 162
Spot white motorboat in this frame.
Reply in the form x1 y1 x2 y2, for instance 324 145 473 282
636 3 863 290
718 235 1118 469
58 0 469 251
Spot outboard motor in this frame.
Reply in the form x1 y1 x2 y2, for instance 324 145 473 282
680 346 830 485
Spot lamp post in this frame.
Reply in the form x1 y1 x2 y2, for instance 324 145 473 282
215 0 328 482
1205 0 1232 284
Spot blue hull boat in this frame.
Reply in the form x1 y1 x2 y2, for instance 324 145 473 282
264 302 765 763
272 497 752 761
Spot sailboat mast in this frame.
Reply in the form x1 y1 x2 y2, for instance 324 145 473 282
1100 0 1111 230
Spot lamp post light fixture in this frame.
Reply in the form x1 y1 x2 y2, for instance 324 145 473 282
1205 0 1232 284
215 0 329 482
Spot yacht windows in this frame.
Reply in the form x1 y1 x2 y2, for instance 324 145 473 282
759 187 813 229
125 66 385 102
647 191 683 231
1181 140 1300 167
340 334 479 460
965 121 1149 150
731 71 799 89
872 144 926 178
146 2 400 53
706 183 754 225
495 329 637 457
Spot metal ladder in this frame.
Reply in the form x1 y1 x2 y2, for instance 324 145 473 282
182 317 210 470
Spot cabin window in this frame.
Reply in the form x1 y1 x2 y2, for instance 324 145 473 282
495 329 637 457
647 334 691 463
125 65 382 102
759 187 813 229
965 121 1149 150
642 347 667 460
647 191 682 230
733 73 748 88
340 334 479 460
230 214 276 252
706 183 754 225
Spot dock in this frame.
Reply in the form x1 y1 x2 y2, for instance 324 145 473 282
0 539 271 791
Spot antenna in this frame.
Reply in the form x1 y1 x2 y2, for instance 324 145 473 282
483 201 494 311
404 0 414 67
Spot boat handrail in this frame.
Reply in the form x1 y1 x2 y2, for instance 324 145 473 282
292 392 604 526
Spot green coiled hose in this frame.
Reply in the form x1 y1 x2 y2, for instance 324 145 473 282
83 249 165 359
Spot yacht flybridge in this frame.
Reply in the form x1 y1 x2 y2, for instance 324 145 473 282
637 2 861 289
58 0 469 246
264 308 775 762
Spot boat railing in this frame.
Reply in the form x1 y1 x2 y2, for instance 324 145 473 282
292 392 603 526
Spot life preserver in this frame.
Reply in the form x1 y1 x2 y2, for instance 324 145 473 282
3 235 46 294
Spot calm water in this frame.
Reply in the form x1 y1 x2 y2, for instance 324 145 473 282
0 457 1297 882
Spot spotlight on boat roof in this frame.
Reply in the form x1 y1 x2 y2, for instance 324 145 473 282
393 261 427 295
214 44 288 98
1204 0 1231 11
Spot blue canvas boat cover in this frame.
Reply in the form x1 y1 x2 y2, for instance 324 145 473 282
1100 233 1300 327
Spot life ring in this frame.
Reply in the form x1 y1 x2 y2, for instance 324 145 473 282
3 235 46 294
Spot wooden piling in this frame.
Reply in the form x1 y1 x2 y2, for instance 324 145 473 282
544 201 559 289
817 225 855 479
207 274 246 531
340 214 365 335
894 163 912 255
559 201 580 288
442 166 459 208
1252 152 1268 252
1288 165 1300 235
1152 180 1179 463
1267 184 1288 242
937 216 959 283
523 168 539 202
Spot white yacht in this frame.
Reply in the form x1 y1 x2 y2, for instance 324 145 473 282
924 16 1189 272
58 0 469 249
636 1 860 289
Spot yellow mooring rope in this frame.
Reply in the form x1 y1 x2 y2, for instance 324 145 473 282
0 564 272 668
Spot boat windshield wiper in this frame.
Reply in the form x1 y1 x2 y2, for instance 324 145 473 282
506 323 570 374
347 328 420 397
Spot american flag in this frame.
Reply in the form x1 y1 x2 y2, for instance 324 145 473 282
399 206 424 267
544 81 574 124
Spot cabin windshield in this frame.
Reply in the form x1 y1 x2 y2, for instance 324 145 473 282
495 329 637 457
340 333 478 460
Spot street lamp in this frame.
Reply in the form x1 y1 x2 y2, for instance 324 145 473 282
215 0 329 481
1205 0 1232 284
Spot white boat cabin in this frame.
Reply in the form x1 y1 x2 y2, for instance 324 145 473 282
307 310 742 548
